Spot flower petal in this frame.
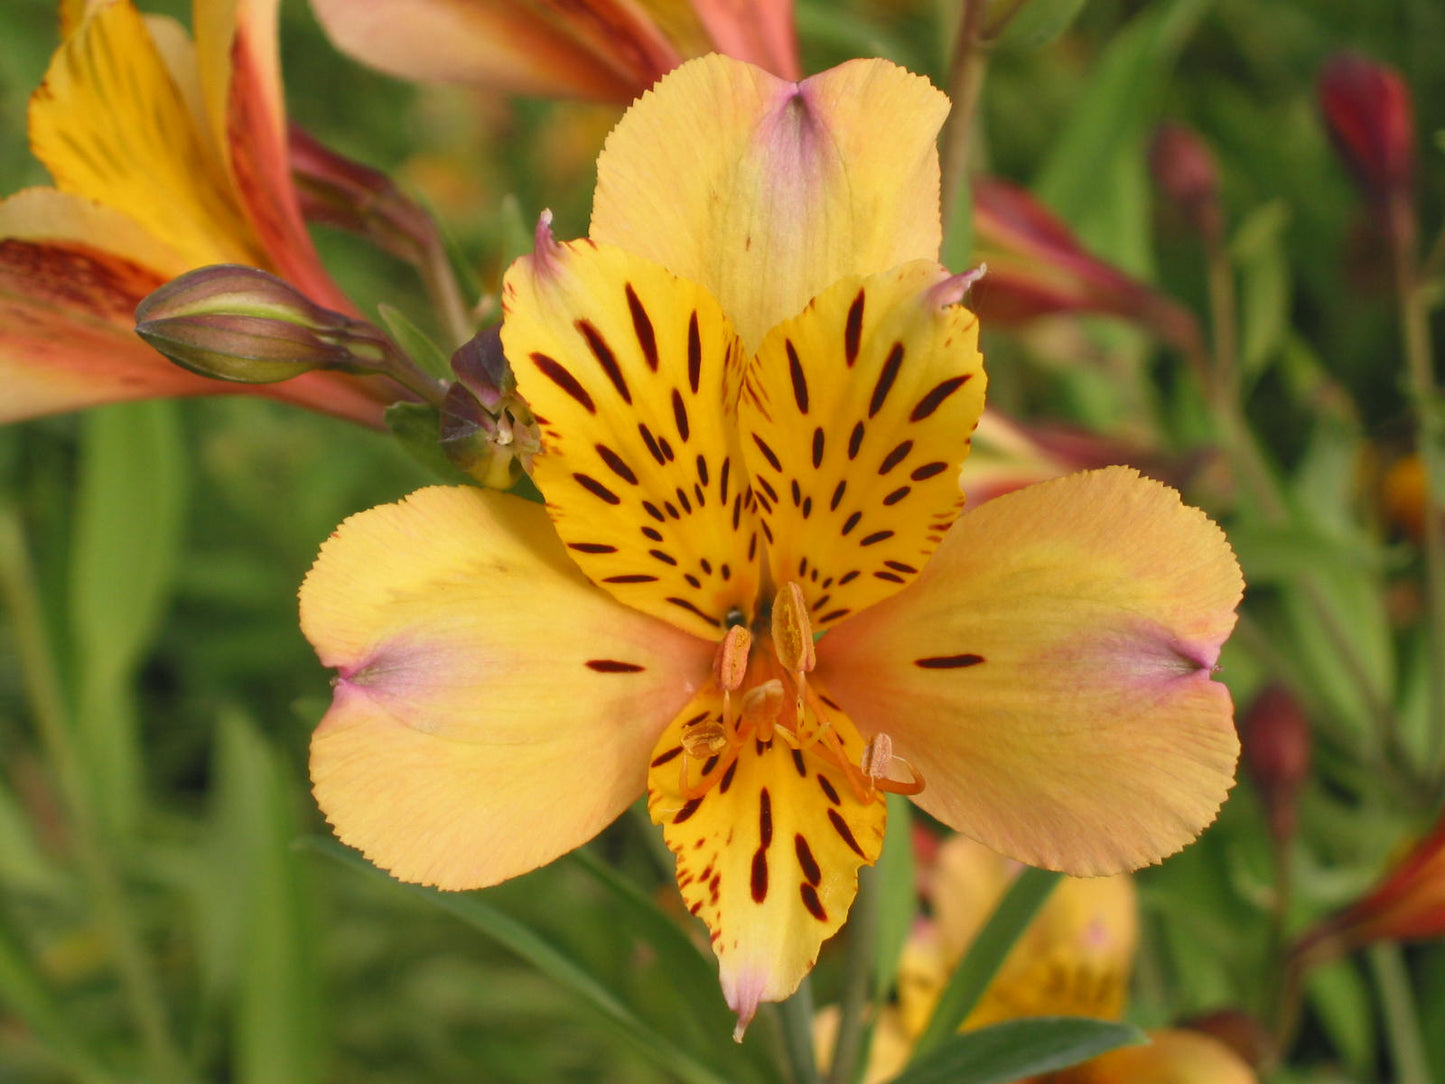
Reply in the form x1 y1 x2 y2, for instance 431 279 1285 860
646 678 886 1034
310 0 684 102
302 485 714 890
0 190 386 425
29 0 262 268
690 0 798 80
817 468 1242 876
503 233 762 639
740 261 985 631
591 55 949 351
194 0 355 312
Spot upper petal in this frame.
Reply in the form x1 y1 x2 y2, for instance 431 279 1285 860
503 233 762 638
28 0 263 268
739 261 985 631
817 468 1243 876
591 55 949 351
301 485 714 890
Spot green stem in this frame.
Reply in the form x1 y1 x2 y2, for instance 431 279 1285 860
909 867 1061 1062
419 232 475 351
1369 943 1433 1084
938 0 989 241
0 509 188 1083
1390 194 1445 771
827 867 879 1084
775 977 822 1084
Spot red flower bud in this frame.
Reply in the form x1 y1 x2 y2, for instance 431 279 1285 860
1240 684 1311 842
1318 53 1416 206
1148 122 1223 242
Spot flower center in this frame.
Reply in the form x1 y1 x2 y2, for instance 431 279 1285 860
676 581 923 803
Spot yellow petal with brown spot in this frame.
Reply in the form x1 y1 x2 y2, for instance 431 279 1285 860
647 677 886 1035
504 234 762 638
302 485 713 890
739 261 985 631
818 467 1242 876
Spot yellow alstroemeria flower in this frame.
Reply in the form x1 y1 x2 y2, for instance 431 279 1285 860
0 0 393 424
300 54 1243 1035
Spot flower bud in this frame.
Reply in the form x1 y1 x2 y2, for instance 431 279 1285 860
1240 684 1311 843
1149 122 1223 242
439 326 541 488
135 265 395 383
1294 815 1445 967
1318 53 1416 207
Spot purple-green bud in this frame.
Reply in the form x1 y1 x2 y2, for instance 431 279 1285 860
135 265 395 384
440 326 541 489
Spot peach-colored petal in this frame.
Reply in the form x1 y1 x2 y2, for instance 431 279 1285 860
592 55 949 351
818 467 1242 876
310 0 682 102
691 0 797 80
301 485 714 890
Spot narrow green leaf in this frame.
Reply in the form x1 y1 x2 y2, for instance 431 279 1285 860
377 302 453 381
213 712 321 1084
992 0 1088 51
909 867 1061 1060
1034 0 1209 232
892 1017 1146 1084
872 795 916 999
69 400 187 835
1231 200 1294 380
308 837 737 1084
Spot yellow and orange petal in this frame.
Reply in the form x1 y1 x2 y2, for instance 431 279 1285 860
29 0 263 269
818 467 1243 876
310 0 687 101
591 55 949 352
0 190 386 425
740 261 985 630
646 667 885 1035
502 232 761 638
301 485 714 890
1042 1028 1257 1084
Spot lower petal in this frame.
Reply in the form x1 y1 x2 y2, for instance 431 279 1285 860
302 485 713 890
817 467 1243 876
647 682 886 1036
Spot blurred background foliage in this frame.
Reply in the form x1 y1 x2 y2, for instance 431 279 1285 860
3 0 1445 1081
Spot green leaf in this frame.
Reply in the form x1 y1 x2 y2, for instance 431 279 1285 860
909 867 1061 1060
308 837 738 1084
1307 958 1376 1076
992 0 1088 51
873 795 916 999
377 302 453 382
1034 0 1209 237
211 712 322 1084
1231 200 1294 380
384 401 476 485
69 400 187 836
892 1017 1146 1084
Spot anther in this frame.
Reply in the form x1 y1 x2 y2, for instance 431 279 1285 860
770 582 815 673
860 732 926 796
